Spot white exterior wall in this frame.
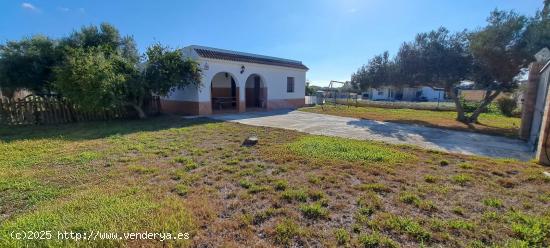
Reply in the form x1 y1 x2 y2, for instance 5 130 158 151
370 88 389 100
164 84 200 101
420 87 445 101
365 86 444 101
197 58 305 102
369 87 397 101
164 58 306 103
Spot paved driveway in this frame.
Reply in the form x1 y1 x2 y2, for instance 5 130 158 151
209 110 534 161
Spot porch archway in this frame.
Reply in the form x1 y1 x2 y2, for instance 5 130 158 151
245 74 267 109
211 72 238 112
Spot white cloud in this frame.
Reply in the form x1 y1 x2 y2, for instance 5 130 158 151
21 2 40 12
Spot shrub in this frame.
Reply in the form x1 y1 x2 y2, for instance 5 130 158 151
497 97 517 117
461 99 499 114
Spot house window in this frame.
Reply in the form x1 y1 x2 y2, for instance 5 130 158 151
377 90 384 96
287 77 295 93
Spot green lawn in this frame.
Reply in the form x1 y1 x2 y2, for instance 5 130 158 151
301 105 521 138
0 116 548 247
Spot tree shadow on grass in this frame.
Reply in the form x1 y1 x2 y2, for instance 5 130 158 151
367 118 518 139
0 115 219 142
346 119 531 160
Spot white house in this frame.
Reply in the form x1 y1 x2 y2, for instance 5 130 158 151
363 86 446 102
161 45 308 115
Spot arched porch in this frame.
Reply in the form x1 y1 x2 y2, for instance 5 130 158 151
245 74 267 110
211 72 239 113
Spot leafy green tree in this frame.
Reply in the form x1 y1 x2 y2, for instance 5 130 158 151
142 44 202 98
60 23 121 53
53 24 201 118
54 47 129 112
467 10 528 122
0 35 58 97
305 81 319 96
521 1 550 57
351 51 400 92
398 28 472 121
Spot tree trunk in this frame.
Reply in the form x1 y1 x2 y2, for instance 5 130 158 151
467 89 501 123
0 88 15 100
447 86 467 122
130 104 147 119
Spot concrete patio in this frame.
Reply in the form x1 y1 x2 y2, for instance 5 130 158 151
209 110 534 161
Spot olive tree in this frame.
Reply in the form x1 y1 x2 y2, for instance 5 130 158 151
467 10 528 122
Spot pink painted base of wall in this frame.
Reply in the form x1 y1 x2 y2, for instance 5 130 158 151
161 98 305 116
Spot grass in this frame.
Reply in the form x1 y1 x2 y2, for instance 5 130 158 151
273 179 288 191
300 105 521 138
483 198 503 208
288 135 415 164
274 219 301 245
299 203 329 219
0 115 548 247
281 189 308 202
334 228 350 245
451 174 473 186
381 214 432 242
358 232 398 248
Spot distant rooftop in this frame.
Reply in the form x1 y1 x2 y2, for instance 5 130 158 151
188 45 308 70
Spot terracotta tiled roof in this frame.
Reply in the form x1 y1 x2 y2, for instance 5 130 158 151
194 48 308 70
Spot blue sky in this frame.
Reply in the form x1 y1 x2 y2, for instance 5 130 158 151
0 0 544 86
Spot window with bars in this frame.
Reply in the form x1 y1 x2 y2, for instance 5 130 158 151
287 77 295 93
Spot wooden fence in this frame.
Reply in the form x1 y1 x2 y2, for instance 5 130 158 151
0 95 161 126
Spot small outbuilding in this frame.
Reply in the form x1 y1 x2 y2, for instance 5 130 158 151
160 45 308 115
